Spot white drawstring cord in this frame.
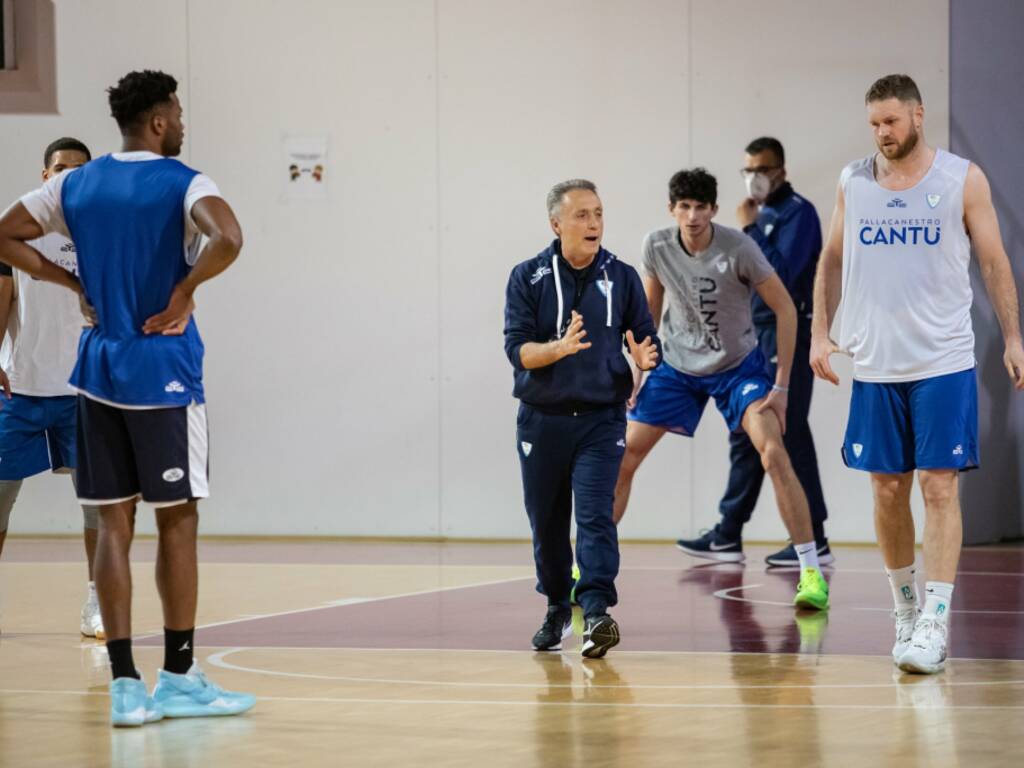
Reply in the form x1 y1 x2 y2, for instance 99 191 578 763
552 252 564 338
553 255 611 336
603 268 611 327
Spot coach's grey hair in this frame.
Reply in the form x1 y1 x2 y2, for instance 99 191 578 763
547 179 597 219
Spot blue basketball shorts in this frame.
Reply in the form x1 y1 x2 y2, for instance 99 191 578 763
842 367 978 473
0 394 76 480
628 349 772 436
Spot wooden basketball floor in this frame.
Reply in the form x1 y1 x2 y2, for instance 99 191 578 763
1 538 1023 767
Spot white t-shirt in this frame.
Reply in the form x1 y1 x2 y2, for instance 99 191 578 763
0 233 84 397
20 151 222 268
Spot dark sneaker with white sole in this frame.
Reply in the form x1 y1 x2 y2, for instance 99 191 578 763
532 605 573 651
581 614 620 659
765 540 835 568
675 526 744 563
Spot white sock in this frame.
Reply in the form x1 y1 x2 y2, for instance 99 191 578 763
923 581 954 624
87 581 97 602
885 564 919 610
794 541 820 571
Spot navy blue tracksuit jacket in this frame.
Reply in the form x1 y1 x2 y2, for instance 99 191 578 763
504 239 660 616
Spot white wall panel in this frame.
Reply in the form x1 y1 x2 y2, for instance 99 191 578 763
182 0 441 535
435 0 692 538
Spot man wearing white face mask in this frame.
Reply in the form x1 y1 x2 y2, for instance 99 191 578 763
676 138 831 568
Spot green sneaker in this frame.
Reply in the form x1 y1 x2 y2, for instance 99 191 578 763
570 563 581 606
793 567 830 611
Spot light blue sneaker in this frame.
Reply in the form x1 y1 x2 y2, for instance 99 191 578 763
151 662 256 718
110 676 163 727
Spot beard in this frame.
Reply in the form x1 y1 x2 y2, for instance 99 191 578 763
161 131 184 157
879 126 919 160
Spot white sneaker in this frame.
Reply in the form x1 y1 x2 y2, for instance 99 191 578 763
892 606 919 664
897 616 947 674
81 597 105 639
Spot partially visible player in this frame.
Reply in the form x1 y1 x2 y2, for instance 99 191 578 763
811 74 1024 673
0 137 103 639
615 168 829 611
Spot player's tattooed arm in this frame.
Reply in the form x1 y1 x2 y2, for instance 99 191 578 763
810 181 845 385
964 163 1024 390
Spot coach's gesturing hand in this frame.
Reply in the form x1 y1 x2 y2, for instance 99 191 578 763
558 310 592 357
626 330 658 371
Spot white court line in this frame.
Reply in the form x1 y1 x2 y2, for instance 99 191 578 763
205 648 1024 691
133 575 533 641
623 567 1024 577
3 687 1023 711
183 645 1024 664
713 584 1024 614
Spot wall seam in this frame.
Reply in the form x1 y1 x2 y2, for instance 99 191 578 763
434 0 444 538
687 0 695 534
184 0 192 166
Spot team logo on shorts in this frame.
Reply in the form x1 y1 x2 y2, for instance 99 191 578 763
741 383 759 396
927 193 941 209
164 380 186 394
852 443 864 458
521 442 533 457
162 468 185 483
953 444 964 456
616 438 626 448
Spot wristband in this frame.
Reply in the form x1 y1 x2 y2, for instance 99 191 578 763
771 384 789 393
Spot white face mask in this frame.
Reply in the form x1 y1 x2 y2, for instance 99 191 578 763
745 172 771 203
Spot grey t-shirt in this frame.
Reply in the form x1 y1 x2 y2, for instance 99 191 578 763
641 224 774 375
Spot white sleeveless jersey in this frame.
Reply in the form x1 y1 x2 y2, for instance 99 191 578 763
837 148 975 382
0 233 83 396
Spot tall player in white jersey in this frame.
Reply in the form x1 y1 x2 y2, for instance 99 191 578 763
0 138 103 639
811 75 1024 674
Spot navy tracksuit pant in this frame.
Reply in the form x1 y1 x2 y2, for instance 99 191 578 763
717 320 829 541
516 402 626 618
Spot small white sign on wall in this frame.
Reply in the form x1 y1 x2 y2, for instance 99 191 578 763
284 135 328 200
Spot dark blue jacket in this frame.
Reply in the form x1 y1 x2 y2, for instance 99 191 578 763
504 240 661 407
745 182 822 326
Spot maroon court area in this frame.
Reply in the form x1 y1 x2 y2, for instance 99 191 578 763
126 545 1024 660
6 538 1021 659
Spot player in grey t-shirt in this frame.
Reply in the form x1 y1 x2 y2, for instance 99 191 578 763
642 219 771 376
612 168 830 610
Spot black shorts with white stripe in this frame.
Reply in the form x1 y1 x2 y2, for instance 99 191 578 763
75 395 210 507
